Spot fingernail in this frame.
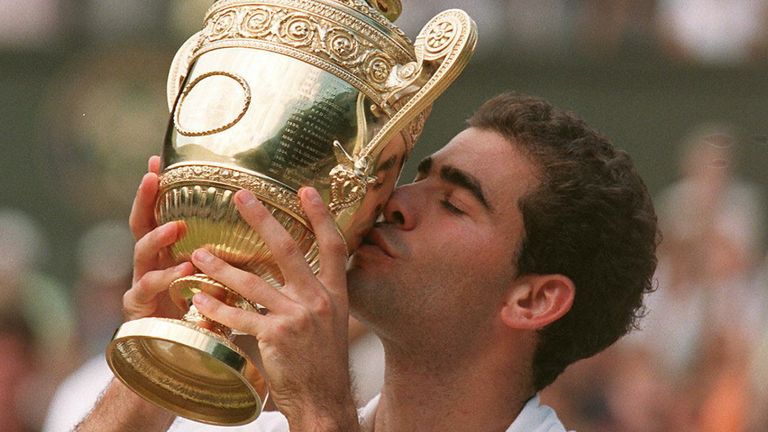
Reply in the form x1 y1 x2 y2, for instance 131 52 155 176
304 187 322 205
138 174 150 190
159 222 177 236
193 292 208 306
175 262 190 272
237 190 257 207
194 249 214 263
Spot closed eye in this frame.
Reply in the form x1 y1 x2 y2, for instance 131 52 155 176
441 198 465 215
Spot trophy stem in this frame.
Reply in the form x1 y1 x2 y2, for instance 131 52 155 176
169 273 263 324
182 304 233 339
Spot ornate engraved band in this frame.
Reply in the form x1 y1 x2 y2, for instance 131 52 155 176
159 164 305 220
194 0 415 109
207 0 411 48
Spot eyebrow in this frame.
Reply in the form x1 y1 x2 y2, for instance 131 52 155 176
417 156 493 212
377 154 398 172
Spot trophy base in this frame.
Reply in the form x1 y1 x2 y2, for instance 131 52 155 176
106 317 268 426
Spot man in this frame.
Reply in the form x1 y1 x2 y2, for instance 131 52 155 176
77 93 658 431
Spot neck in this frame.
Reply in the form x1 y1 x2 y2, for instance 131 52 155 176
371 335 535 432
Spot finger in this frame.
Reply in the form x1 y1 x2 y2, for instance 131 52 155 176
148 155 161 174
299 187 348 290
124 262 195 320
193 292 264 336
234 190 314 283
190 248 289 313
129 172 160 241
133 221 183 282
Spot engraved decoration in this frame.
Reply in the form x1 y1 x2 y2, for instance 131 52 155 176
326 28 360 62
426 21 456 55
160 164 305 219
365 53 392 85
279 14 316 47
242 7 273 37
328 141 377 214
173 71 251 137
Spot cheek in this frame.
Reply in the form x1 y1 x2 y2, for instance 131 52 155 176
430 228 519 283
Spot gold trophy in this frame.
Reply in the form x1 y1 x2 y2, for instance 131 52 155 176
106 0 477 425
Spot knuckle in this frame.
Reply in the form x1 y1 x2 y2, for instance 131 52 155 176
242 275 262 295
134 275 151 293
312 295 334 317
133 246 145 265
134 233 155 257
323 235 347 255
291 305 313 329
272 318 294 337
276 237 300 258
243 202 269 222
203 299 222 316
204 257 226 274
122 289 133 305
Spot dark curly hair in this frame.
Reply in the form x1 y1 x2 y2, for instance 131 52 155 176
468 93 659 391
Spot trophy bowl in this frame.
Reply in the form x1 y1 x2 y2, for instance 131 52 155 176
106 0 477 425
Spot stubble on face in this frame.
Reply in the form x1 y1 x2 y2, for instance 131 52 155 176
345 128 541 360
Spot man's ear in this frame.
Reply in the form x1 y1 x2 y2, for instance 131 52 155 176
500 274 575 330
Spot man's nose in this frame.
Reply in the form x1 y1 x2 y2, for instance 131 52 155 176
382 185 416 230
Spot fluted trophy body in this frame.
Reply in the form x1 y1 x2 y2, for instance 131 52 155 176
107 0 477 425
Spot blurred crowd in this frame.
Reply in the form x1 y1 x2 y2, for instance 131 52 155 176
541 126 768 431
4 0 768 63
1 1 768 431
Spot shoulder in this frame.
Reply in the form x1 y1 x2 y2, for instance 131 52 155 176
507 394 570 432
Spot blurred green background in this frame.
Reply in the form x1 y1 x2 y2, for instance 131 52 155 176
2 1 768 431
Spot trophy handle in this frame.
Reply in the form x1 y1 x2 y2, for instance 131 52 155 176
361 9 478 159
167 31 204 112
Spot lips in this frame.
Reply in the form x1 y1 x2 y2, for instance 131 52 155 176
361 228 397 258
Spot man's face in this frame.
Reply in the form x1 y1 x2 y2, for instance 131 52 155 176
347 127 541 351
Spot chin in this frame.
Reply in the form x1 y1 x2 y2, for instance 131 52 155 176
345 262 369 290
346 265 386 304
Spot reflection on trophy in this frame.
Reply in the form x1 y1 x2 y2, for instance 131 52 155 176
106 0 477 425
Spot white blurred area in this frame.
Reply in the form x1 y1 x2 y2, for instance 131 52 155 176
658 0 767 64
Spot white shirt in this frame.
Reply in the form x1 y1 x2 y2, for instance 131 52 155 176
169 393 568 432
43 356 114 432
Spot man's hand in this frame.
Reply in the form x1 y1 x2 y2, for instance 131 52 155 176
190 187 360 432
123 156 195 321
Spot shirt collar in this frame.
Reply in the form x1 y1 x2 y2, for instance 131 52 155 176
357 393 566 432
